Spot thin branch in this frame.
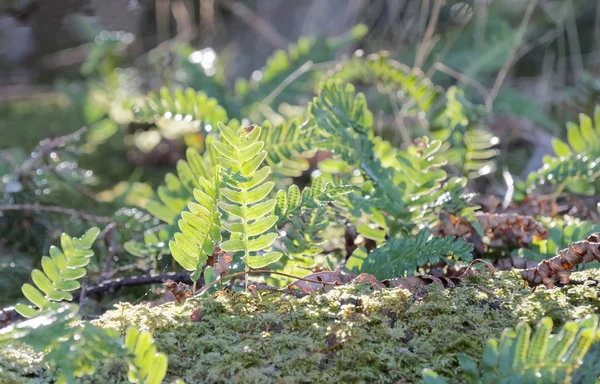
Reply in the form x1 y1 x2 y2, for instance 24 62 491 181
261 60 339 106
196 269 340 296
262 60 314 105
218 0 289 50
414 0 443 69
487 0 539 112
431 62 492 114
14 127 88 178
0 204 112 223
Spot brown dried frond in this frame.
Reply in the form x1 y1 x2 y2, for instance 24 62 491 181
433 212 548 255
165 280 192 303
521 232 600 289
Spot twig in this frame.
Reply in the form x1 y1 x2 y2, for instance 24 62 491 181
431 62 492 114
196 269 340 296
0 272 195 327
414 0 443 69
77 272 195 298
389 93 412 147
487 0 539 112
262 60 314 105
262 60 339 106
0 204 112 223
100 223 118 277
218 0 289 50
14 127 88 178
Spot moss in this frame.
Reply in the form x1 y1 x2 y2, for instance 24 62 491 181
2 269 600 383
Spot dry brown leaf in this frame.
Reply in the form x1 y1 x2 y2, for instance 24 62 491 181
433 212 548 255
287 270 355 293
165 280 192 304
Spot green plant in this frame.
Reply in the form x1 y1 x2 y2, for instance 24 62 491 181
15 228 100 318
346 228 473 280
517 108 600 199
0 305 167 384
422 315 600 383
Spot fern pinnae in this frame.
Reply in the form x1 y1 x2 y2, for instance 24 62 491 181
16 228 100 318
215 123 282 284
169 172 221 289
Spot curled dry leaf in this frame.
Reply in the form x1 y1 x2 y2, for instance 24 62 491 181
190 307 202 322
214 252 233 278
287 270 355 293
521 232 600 289
433 212 548 255
165 280 193 304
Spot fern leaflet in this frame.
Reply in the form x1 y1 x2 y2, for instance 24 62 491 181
346 228 473 280
423 315 600 383
215 123 281 270
169 172 221 281
15 228 100 318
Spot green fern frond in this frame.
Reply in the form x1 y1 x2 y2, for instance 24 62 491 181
169 172 221 279
125 327 169 384
144 147 215 225
346 227 473 280
132 87 227 131
1 304 124 384
124 227 171 258
215 123 282 269
432 87 498 178
1 304 168 384
15 228 100 318
517 107 600 199
310 80 373 135
424 315 600 383
554 107 600 158
517 218 600 263
235 25 367 108
326 52 442 115
260 120 326 177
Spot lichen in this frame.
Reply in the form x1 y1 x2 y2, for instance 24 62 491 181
2 269 599 383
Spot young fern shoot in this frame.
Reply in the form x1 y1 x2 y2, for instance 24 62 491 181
215 123 281 287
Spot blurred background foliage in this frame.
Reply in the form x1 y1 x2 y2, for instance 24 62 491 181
1 0 599 307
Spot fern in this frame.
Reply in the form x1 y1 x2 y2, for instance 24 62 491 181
215 123 282 270
169 172 221 282
423 315 600 383
326 52 442 116
517 218 600 263
1 304 167 384
132 87 228 133
235 25 367 109
518 107 600 198
15 228 100 318
260 119 326 177
346 228 473 280
268 177 356 285
125 327 169 384
431 87 499 178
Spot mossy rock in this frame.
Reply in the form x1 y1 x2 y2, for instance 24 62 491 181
2 269 600 383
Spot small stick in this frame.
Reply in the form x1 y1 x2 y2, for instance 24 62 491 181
0 204 112 223
195 269 340 296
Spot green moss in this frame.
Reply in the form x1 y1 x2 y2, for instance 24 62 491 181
2 269 600 383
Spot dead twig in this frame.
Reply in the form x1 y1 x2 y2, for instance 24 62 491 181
414 0 443 69
14 127 88 178
218 0 289 50
487 0 539 113
196 269 341 297
0 204 112 223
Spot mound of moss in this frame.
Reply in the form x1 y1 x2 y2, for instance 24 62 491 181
2 269 600 383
